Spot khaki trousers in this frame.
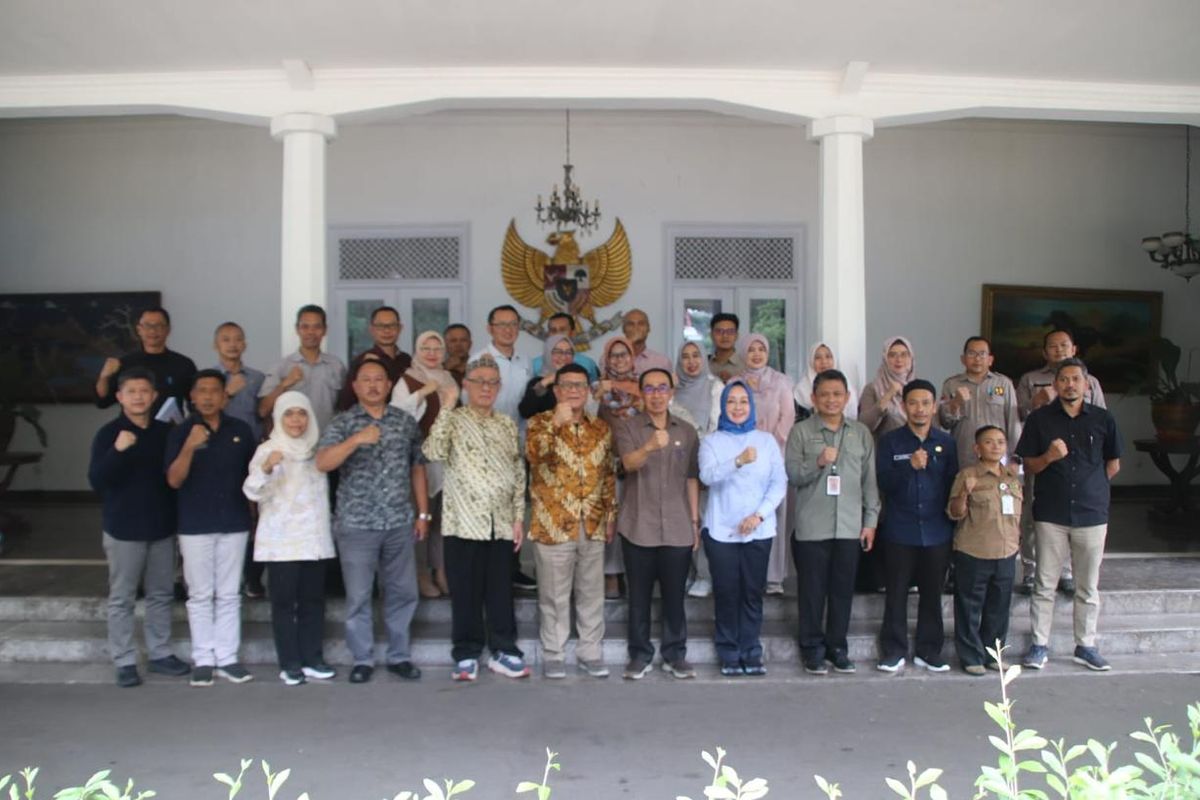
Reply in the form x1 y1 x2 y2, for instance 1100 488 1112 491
534 531 606 662
1030 522 1106 648
1020 473 1072 582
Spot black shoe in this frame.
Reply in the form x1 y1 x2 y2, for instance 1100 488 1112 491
173 580 188 601
147 655 191 677
386 661 421 680
243 580 266 600
1057 577 1075 595
116 665 142 688
1015 575 1034 595
803 658 829 675
719 663 744 677
743 662 767 677
827 652 857 674
512 570 537 591
349 665 374 684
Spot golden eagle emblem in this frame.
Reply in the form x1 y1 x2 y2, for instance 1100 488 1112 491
501 219 632 336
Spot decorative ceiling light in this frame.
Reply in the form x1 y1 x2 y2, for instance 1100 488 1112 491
535 110 601 235
1142 125 1200 281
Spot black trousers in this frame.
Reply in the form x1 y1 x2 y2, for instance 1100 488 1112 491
704 533 771 667
793 538 860 662
879 539 951 662
622 536 692 664
953 550 1016 667
268 560 327 672
444 535 520 662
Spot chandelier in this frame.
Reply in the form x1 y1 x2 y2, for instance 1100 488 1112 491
535 110 601 235
1142 125 1200 281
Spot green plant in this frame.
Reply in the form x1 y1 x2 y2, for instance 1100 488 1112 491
0 353 48 448
1133 337 1200 405
677 747 769 800
516 748 559 800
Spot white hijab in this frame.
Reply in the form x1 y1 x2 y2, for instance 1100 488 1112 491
267 390 319 460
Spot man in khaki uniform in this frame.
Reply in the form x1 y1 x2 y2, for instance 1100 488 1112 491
938 336 1021 470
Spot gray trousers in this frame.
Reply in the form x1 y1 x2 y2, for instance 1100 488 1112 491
102 532 176 667
337 524 418 665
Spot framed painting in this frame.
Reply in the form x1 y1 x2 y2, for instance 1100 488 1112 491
0 291 162 403
981 284 1162 393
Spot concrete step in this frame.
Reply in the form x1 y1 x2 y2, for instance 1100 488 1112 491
2 588 1198 626
2 613 1197 667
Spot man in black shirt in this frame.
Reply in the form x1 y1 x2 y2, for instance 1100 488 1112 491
88 367 191 687
1016 359 1121 672
95 307 197 418
335 305 413 411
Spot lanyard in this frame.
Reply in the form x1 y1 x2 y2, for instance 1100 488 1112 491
819 421 849 473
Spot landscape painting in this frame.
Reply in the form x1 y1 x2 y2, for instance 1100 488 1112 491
981 284 1162 393
0 291 162 403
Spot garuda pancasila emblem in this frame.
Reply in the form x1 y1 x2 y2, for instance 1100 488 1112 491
501 218 631 346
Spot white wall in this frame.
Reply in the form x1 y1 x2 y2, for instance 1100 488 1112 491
1 112 1195 490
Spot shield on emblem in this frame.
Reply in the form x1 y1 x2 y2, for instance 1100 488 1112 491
544 263 591 315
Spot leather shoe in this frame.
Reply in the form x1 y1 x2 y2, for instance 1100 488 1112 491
115 665 142 688
386 661 421 680
348 665 374 684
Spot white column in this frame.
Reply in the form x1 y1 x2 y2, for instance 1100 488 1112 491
807 115 874 391
270 113 337 354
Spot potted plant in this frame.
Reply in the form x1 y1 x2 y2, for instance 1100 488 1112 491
0 353 49 454
1142 337 1200 443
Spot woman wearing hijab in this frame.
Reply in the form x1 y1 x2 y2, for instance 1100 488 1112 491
674 340 724 597
737 334 796 595
860 336 916 440
391 331 460 598
699 381 788 676
594 336 642 426
519 334 576 419
242 391 336 686
795 342 858 420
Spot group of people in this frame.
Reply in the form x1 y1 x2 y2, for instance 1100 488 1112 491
88 301 1121 688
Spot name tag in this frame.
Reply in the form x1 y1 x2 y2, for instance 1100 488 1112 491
826 475 841 496
1001 495 1016 516
893 453 912 461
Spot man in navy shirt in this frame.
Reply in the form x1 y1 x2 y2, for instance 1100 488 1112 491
1016 358 1121 672
166 369 256 686
95 307 197 418
874 379 959 673
88 367 191 687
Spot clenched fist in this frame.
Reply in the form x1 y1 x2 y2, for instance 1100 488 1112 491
100 357 122 379
649 429 670 451
1047 438 1069 461
114 430 138 452
962 475 979 495
552 402 574 426
955 385 972 404
263 451 285 473
910 448 928 470
184 424 210 450
283 365 305 389
355 424 382 446
225 372 247 396
736 446 757 467
818 446 839 468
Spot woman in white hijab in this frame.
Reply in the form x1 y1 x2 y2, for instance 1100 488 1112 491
794 342 858 420
243 391 335 686
391 330 460 598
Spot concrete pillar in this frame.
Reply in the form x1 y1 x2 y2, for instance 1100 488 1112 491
270 113 337 354
807 115 874 391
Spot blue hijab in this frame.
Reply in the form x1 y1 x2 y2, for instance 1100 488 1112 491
717 379 757 434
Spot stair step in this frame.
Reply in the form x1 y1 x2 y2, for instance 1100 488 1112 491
2 613 1197 667
1 588 1198 625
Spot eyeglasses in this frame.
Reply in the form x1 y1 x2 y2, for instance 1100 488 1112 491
608 350 631 360
418 345 444 354
490 320 520 329
642 385 672 395
964 350 990 359
465 378 500 388
551 348 575 357
372 322 401 330
556 381 589 391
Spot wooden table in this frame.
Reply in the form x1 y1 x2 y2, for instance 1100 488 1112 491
1133 437 1200 528
0 451 43 555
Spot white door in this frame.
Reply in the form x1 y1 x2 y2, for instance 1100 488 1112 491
671 287 736 359
400 287 464 352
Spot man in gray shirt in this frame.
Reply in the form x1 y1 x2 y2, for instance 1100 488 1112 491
938 336 1021 470
259 304 347 432
785 369 880 676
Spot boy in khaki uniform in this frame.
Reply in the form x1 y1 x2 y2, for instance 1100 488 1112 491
947 425 1022 675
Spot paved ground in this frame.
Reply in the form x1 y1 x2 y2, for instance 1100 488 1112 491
1 662 1197 799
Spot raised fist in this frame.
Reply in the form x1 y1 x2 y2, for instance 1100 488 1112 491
955 386 972 404
552 402 574 426
963 475 979 494
283 365 305 388
737 446 757 466
100 358 122 379
818 446 839 467
264 451 285 472
114 430 138 452
651 429 670 450
910 448 928 470
355 424 382 446
1047 438 1069 461
225 372 247 396
184 424 210 450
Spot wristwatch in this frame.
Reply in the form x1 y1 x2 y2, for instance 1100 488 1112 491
417 512 433 521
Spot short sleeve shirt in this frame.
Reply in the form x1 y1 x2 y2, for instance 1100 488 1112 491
947 463 1023 559
1015 401 1121 526
318 405 425 530
613 415 700 548
165 414 255 534
260 351 347 432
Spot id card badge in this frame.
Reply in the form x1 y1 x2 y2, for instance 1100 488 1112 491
826 475 842 496
1001 494 1016 516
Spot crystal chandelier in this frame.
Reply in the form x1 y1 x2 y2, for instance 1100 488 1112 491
1142 125 1200 281
535 110 601 235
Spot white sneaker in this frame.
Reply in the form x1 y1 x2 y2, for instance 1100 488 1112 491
687 578 712 598
876 657 905 673
914 656 951 673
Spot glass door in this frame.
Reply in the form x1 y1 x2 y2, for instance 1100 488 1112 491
330 288 393 365
671 287 735 360
736 287 798 377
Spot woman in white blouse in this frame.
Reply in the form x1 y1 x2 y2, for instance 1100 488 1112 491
242 391 336 686
391 330 460 598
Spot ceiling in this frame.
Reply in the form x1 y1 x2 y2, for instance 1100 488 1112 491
3 0 1199 86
